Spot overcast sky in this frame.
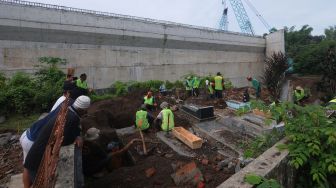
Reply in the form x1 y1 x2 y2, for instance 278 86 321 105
28 0 336 35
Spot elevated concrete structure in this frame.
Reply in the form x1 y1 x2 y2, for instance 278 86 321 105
0 0 284 89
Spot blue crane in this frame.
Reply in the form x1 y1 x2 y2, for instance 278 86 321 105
219 0 272 35
218 0 228 31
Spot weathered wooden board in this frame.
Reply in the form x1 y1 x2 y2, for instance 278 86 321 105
172 127 202 149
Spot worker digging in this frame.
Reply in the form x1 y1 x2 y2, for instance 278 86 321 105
1 1 335 188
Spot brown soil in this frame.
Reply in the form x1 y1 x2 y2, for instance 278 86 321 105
81 89 147 132
0 135 23 185
86 130 233 188
289 75 324 104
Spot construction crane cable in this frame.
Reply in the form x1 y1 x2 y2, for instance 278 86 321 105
243 0 272 31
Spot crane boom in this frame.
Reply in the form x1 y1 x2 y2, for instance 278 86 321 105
228 0 254 35
219 0 229 31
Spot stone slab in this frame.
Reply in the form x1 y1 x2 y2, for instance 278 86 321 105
217 138 292 188
116 126 137 136
194 120 242 156
8 173 23 188
156 131 196 157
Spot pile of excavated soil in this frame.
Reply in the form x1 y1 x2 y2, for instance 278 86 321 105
82 90 192 132
289 75 324 104
0 132 23 186
81 89 147 131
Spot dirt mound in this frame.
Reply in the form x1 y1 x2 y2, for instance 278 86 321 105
82 90 147 131
0 135 23 185
289 75 324 104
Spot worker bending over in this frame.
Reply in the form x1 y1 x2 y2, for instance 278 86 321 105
135 104 154 132
214 72 224 98
328 97 336 106
155 102 174 132
247 76 261 99
293 86 305 105
185 76 193 97
143 91 157 111
23 96 91 188
192 76 200 97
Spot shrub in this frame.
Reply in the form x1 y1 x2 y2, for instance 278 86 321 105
262 52 288 101
6 85 35 114
112 81 128 96
267 102 336 187
224 78 234 89
243 129 284 159
5 72 36 114
34 57 66 111
0 72 8 115
1 57 67 115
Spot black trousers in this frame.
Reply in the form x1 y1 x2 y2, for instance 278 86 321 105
215 90 223 98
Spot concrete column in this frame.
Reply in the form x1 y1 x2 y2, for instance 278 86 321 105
265 30 285 57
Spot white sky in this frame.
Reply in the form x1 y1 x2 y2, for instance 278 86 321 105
28 0 336 35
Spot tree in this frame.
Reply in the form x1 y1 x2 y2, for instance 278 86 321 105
319 44 336 98
325 26 336 41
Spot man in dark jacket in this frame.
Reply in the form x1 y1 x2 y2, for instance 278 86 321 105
23 96 91 188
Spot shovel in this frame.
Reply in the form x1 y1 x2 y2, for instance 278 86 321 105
136 120 147 155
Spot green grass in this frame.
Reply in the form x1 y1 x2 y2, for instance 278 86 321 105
0 113 40 133
90 93 116 103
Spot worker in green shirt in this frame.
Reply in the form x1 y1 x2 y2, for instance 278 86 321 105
247 76 261 99
185 76 193 97
154 102 174 132
143 91 157 111
327 97 336 111
192 76 200 97
135 104 154 132
214 72 224 98
76 73 89 89
328 97 336 106
71 73 92 98
293 86 305 104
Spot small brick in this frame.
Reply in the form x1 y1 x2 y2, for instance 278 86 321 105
171 161 204 186
201 159 209 165
145 167 156 178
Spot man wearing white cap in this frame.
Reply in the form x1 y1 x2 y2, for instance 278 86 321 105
22 96 91 188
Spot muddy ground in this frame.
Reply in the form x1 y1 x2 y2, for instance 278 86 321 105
81 88 255 188
0 130 22 186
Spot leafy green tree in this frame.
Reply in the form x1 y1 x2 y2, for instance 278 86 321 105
34 57 66 111
285 25 336 74
270 103 336 187
325 26 336 41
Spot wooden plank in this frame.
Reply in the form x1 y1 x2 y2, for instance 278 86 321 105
252 109 272 118
172 127 202 149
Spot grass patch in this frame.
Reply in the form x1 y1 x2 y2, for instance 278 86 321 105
90 94 116 103
0 113 40 133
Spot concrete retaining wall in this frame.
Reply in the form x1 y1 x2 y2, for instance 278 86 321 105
0 1 284 88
